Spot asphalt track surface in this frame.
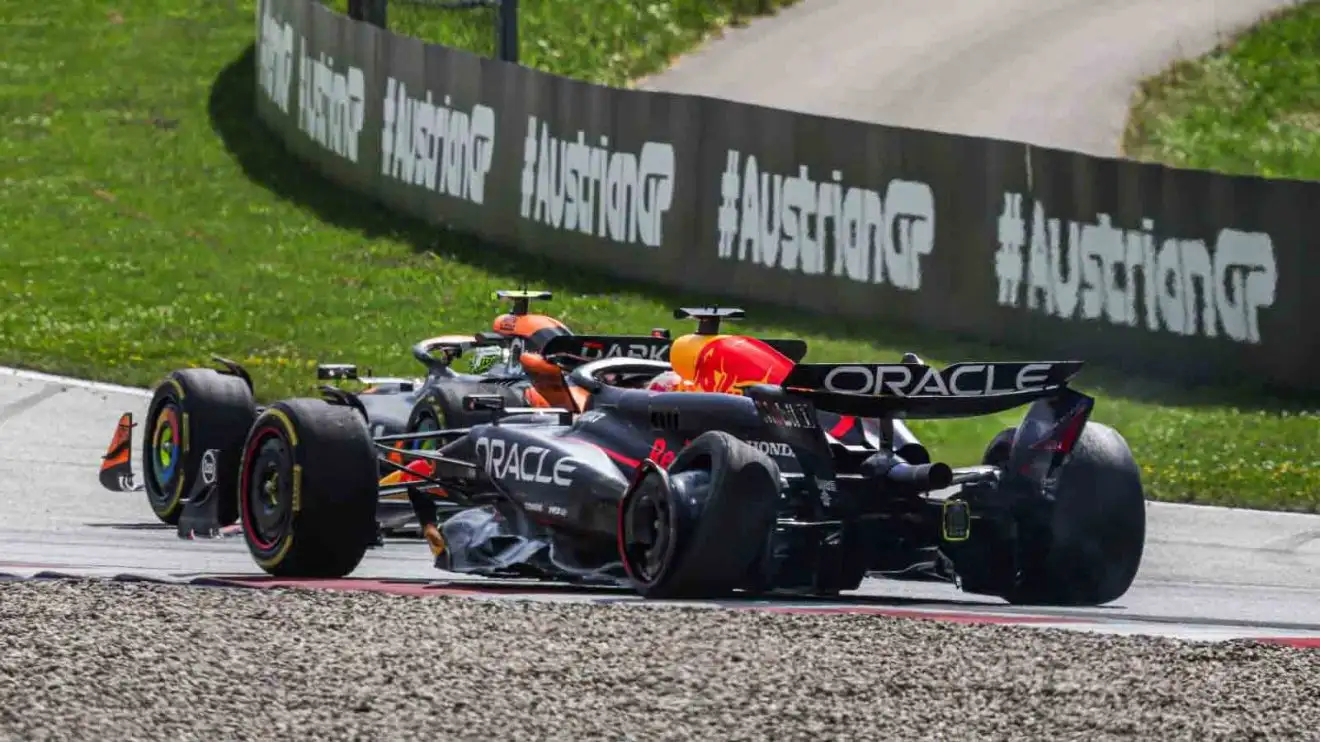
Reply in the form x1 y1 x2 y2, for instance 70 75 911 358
636 0 1302 156
2 367 1319 642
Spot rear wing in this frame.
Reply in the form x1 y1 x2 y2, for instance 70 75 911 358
539 334 808 365
494 289 552 316
777 361 1084 419
541 334 673 363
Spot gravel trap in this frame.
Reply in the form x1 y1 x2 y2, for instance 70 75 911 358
1 580 1318 741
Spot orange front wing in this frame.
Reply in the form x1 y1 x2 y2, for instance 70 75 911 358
379 457 445 497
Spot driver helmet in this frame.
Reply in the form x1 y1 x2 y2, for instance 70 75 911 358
646 370 684 392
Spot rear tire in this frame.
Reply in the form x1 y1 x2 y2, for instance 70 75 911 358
618 432 781 599
980 427 1016 469
141 368 257 526
985 423 1147 606
405 381 526 450
238 399 380 577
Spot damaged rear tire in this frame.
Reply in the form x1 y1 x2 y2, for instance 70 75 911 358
985 423 1147 606
618 431 781 599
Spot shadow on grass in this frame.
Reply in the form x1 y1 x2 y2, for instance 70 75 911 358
207 45 1317 415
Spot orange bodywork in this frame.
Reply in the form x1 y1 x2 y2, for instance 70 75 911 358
491 312 567 339
486 309 592 412
519 352 591 412
379 458 445 498
100 413 133 471
98 412 141 492
380 458 436 485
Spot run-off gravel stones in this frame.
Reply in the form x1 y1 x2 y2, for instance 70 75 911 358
1 581 1318 742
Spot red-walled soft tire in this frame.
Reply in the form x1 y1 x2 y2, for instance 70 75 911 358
238 398 379 578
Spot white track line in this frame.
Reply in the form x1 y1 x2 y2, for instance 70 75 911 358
0 366 152 398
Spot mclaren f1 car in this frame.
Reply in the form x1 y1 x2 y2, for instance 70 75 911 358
187 307 1148 606
96 289 676 535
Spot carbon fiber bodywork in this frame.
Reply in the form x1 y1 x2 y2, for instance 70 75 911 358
350 346 1137 604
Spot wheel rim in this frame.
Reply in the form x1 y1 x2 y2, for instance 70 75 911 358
148 403 182 498
242 429 293 551
622 476 674 584
411 412 440 452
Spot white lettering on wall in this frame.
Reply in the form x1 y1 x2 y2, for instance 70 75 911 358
257 3 294 115
295 40 366 163
518 116 676 248
715 150 936 291
994 192 1277 344
379 77 496 206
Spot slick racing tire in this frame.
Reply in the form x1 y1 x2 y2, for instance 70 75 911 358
141 368 257 526
404 381 525 452
238 399 379 578
984 424 1147 607
618 431 781 599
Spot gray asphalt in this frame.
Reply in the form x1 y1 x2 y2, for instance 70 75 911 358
2 367 1318 629
636 0 1301 155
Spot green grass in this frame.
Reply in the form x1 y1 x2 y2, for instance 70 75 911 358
1 0 1317 512
1123 0 1320 180
323 0 795 87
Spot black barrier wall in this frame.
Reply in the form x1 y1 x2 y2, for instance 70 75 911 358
254 0 1320 393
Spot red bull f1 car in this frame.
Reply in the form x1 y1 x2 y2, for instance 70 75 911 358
105 306 1146 605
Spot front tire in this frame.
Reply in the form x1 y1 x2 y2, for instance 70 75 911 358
141 368 256 526
618 431 781 599
238 399 380 577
